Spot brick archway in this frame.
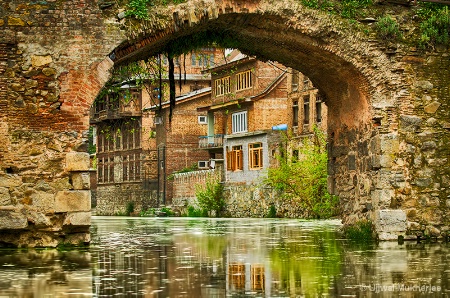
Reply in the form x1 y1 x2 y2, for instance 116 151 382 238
1 0 449 246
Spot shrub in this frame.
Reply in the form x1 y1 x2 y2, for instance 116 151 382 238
160 206 174 216
267 204 277 218
419 6 450 49
186 205 208 217
265 126 339 219
140 208 155 217
375 15 402 41
343 220 375 241
195 176 225 217
125 201 135 216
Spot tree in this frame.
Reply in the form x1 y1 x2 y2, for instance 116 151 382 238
195 175 225 217
265 126 339 219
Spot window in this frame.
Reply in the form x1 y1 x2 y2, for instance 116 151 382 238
198 115 207 124
98 158 104 183
115 129 121 150
98 133 104 153
249 143 263 169
134 153 141 180
198 160 209 169
232 111 247 134
303 77 310 91
291 70 299 92
292 149 299 163
214 76 231 96
236 70 252 91
316 95 322 123
191 53 196 66
227 145 243 171
303 96 310 125
123 155 128 181
293 101 299 127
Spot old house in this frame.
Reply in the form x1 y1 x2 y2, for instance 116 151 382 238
90 48 225 215
172 50 328 217
198 50 290 184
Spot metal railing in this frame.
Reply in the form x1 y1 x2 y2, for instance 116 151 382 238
199 134 224 149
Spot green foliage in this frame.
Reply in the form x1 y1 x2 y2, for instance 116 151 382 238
140 208 155 216
186 205 208 217
125 0 152 20
160 206 174 216
265 126 339 219
340 0 371 19
125 0 187 20
267 204 277 218
418 6 450 49
125 201 135 216
195 176 225 217
87 126 97 155
343 220 375 241
375 15 402 41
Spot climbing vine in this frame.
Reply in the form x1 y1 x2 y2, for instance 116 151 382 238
125 0 186 20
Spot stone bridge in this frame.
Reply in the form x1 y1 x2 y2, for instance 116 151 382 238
0 0 449 246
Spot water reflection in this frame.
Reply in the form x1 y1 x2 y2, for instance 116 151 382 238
0 217 449 297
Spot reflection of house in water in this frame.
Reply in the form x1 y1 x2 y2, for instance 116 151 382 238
228 262 266 292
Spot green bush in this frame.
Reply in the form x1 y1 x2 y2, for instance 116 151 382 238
419 6 450 49
186 205 208 217
343 220 375 241
265 126 339 219
160 206 174 216
375 15 402 41
125 201 135 216
140 208 155 217
195 176 225 217
267 204 277 218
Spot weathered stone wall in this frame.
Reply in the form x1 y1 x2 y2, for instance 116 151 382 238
1 0 450 244
96 183 158 216
0 0 123 246
172 168 223 210
224 184 309 218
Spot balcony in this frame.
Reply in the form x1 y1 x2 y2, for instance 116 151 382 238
199 134 224 149
90 104 142 123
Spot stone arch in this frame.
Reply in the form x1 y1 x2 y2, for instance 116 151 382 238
110 0 406 237
2 0 449 246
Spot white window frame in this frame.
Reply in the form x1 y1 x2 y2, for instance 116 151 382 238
198 160 209 169
232 111 248 134
198 115 208 124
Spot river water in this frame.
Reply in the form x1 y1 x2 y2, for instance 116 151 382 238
0 217 448 297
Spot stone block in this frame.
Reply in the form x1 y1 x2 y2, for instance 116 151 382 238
31 55 52 67
399 115 422 132
63 212 91 226
424 101 441 114
380 133 399 154
27 211 52 227
65 152 90 172
0 175 22 188
375 209 407 240
31 191 55 213
71 172 90 190
0 210 28 230
64 232 91 246
0 187 11 205
372 189 394 208
55 191 91 213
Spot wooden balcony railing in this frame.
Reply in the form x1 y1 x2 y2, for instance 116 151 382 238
199 134 224 149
